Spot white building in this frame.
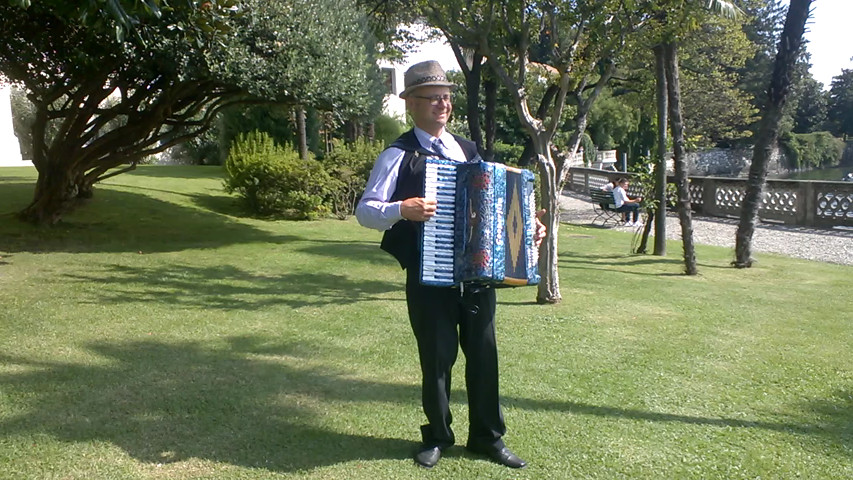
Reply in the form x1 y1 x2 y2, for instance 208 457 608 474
0 85 29 167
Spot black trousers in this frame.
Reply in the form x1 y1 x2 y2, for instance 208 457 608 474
405 267 506 451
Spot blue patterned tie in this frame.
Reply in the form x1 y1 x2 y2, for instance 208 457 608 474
432 139 454 161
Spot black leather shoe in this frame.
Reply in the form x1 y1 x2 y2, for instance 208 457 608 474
414 445 441 468
468 445 527 469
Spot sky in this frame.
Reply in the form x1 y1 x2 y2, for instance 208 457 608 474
800 0 853 89
403 0 853 90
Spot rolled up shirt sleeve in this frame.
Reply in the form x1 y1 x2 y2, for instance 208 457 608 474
355 147 406 231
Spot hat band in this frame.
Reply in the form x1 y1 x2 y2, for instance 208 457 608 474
410 75 447 86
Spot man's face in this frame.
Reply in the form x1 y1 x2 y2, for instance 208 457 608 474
406 86 452 135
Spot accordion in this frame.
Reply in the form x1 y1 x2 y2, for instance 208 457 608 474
420 157 540 287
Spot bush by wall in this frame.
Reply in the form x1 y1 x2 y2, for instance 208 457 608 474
224 131 332 219
324 138 384 219
780 131 844 170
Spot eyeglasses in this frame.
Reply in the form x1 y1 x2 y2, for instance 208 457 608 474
412 94 452 106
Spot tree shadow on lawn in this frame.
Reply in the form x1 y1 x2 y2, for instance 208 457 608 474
558 252 686 277
61 262 401 310
0 336 418 472
502 394 852 458
123 165 226 180
296 237 401 266
0 183 299 254
2 336 848 473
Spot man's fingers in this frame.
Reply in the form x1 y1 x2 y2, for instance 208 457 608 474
402 197 439 221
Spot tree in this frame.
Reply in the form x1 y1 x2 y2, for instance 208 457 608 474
678 19 759 147
826 68 853 139
645 0 742 274
423 1 640 303
733 0 812 268
736 0 787 134
0 0 378 224
791 74 828 133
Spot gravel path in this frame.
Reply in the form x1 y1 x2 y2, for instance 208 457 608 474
559 191 853 266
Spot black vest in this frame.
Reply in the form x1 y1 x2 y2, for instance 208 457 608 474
380 130 480 269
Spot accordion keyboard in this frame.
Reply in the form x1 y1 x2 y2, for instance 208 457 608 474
421 158 458 286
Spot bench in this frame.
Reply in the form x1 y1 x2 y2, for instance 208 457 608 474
589 189 622 226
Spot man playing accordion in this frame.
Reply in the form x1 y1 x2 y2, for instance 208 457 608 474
356 60 546 470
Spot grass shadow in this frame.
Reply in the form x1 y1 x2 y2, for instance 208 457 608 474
0 183 295 254
0 336 418 472
1 333 848 472
503 395 852 457
557 252 686 277
297 237 402 266
123 165 226 180
61 263 402 310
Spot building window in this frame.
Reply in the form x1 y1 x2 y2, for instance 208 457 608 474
381 67 397 95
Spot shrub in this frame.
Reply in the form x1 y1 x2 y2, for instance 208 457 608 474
493 142 524 165
780 131 844 170
174 124 224 165
324 138 384 219
224 131 333 220
373 114 406 147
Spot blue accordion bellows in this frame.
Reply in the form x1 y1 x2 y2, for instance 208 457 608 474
420 158 540 287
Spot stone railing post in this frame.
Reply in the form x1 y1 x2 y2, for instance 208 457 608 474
800 181 815 226
701 178 717 216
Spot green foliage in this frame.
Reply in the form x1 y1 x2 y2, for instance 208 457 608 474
826 69 853 138
323 138 384 219
792 75 829 134
223 131 332 220
587 91 640 151
679 18 760 147
779 131 845 170
629 157 676 212
372 114 406 147
492 141 524 165
174 123 224 166
579 132 597 166
1 0 380 223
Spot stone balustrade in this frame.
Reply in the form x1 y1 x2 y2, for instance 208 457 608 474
566 167 853 228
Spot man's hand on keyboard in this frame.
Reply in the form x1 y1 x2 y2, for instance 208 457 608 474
401 197 438 222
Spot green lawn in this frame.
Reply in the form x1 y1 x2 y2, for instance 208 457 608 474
1 165 851 479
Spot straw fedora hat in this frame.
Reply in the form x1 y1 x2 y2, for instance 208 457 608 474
399 60 456 99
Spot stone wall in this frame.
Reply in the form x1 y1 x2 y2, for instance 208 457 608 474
683 146 786 177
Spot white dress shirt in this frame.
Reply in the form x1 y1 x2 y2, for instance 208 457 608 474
355 127 466 231
612 185 629 208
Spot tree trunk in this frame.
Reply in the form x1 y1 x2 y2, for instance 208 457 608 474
653 44 669 256
636 212 654 254
296 107 309 161
19 166 86 224
663 41 697 275
534 142 562 304
483 78 497 162
734 0 812 268
464 53 485 156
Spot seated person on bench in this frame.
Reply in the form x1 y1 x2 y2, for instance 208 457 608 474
613 178 643 227
599 178 625 222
